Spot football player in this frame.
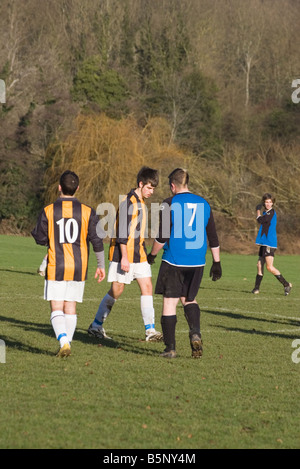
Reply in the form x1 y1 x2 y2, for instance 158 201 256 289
88 166 163 342
32 170 106 357
252 193 292 296
147 168 222 358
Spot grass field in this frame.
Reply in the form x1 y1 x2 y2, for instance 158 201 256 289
0 234 299 449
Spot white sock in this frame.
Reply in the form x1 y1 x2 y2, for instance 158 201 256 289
93 293 116 327
141 295 155 332
50 311 69 347
64 314 77 344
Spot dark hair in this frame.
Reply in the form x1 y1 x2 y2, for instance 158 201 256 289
137 166 159 187
60 170 79 196
168 168 189 187
262 192 275 206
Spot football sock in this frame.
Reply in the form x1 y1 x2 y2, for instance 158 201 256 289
254 274 263 290
161 315 177 351
275 274 289 287
141 295 155 332
93 293 116 327
64 314 77 344
50 311 69 347
184 303 201 338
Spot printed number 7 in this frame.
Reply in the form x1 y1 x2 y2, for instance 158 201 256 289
187 203 197 227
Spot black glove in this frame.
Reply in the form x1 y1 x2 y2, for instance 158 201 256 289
256 204 263 211
210 261 222 281
147 253 157 265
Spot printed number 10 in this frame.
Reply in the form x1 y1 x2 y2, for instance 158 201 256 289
56 218 79 244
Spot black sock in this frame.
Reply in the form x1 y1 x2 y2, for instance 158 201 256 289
254 274 263 290
275 274 289 287
161 315 177 352
184 303 201 339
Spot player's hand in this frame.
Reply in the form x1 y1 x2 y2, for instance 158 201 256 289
210 261 222 281
147 253 157 265
95 268 105 283
121 257 130 273
256 204 263 211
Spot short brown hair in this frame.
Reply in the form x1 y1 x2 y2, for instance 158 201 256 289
137 166 159 187
168 168 189 187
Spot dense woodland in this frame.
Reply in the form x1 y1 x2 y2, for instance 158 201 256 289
0 0 299 253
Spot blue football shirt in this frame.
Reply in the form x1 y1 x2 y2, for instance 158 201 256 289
156 192 219 267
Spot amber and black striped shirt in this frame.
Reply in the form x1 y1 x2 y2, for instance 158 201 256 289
109 189 147 264
32 197 104 281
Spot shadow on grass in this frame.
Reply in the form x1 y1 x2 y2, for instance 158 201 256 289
213 325 300 340
204 309 300 340
0 334 54 356
0 268 37 276
0 314 161 357
75 328 161 357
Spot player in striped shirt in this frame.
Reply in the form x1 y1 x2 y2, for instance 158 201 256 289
32 170 105 357
88 166 163 342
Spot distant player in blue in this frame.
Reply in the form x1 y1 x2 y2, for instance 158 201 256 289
147 168 221 358
252 193 292 296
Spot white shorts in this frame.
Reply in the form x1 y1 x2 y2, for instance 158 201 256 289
107 261 152 285
44 280 85 303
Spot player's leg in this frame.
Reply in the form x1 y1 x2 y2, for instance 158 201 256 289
88 261 128 338
64 301 77 346
50 299 71 357
62 281 85 348
179 267 203 357
88 281 123 339
265 255 292 295
181 298 203 358
160 297 179 358
136 275 163 342
252 256 264 294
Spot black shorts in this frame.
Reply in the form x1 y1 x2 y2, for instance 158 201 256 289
155 261 204 302
258 246 276 258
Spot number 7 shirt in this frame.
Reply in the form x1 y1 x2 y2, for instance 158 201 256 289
156 192 219 267
31 197 104 281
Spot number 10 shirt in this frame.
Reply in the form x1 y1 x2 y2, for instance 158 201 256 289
31 197 104 281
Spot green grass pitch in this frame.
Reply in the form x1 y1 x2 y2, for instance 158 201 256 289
0 234 299 449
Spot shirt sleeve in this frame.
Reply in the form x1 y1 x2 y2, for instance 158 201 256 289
155 197 173 244
116 196 132 245
206 210 219 248
95 250 105 269
31 209 49 246
257 209 274 225
88 208 104 253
